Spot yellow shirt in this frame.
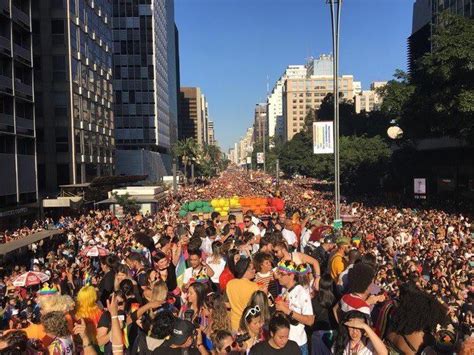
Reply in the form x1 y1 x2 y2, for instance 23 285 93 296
226 278 260 331
330 253 346 282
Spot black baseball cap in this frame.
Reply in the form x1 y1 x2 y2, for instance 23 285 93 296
168 319 195 346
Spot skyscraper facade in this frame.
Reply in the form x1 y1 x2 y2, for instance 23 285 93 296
0 0 37 227
178 87 209 146
33 0 115 193
253 103 267 143
113 0 178 179
408 0 473 73
267 65 306 143
283 75 355 141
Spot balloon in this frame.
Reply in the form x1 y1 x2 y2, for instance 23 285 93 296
179 210 187 217
211 199 218 208
196 201 203 208
188 202 196 211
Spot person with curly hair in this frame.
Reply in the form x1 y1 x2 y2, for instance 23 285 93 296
42 311 75 354
385 284 449 355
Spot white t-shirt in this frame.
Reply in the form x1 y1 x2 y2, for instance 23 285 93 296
300 228 311 252
182 266 208 285
284 284 313 346
206 256 226 283
245 224 261 253
282 229 297 247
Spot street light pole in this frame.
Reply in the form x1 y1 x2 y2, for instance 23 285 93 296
328 0 342 220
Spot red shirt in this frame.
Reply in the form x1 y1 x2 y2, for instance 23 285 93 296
219 267 234 292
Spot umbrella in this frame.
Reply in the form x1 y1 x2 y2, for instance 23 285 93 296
12 271 50 287
82 245 109 257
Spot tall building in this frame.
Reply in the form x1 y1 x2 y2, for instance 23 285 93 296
0 0 37 227
238 127 254 165
408 0 473 73
178 87 209 147
267 65 306 143
253 103 267 143
113 0 179 181
354 81 387 114
307 54 333 76
33 0 114 194
283 74 355 141
207 120 215 146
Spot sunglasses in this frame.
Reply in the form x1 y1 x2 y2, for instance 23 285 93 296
245 305 261 320
224 342 237 353
244 220 251 223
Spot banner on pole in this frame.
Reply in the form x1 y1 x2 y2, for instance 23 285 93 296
257 152 265 164
246 157 252 165
313 121 334 154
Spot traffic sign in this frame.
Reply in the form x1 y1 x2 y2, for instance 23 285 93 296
333 219 343 230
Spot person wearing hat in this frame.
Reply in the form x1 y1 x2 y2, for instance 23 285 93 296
329 236 351 282
159 318 206 354
274 260 314 355
225 258 261 331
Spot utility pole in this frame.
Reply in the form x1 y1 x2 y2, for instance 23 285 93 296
172 159 177 194
276 158 280 189
328 0 342 220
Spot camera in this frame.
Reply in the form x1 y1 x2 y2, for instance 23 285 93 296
235 333 251 346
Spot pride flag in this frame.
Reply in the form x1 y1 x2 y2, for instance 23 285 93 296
175 252 187 289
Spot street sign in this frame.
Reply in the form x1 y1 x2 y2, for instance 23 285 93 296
246 157 252 164
333 219 343 230
313 121 334 154
257 152 264 164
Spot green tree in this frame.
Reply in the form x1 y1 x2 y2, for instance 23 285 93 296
407 13 474 141
377 70 415 121
172 138 199 178
112 192 139 215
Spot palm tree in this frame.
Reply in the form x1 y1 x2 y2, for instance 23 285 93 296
172 138 199 178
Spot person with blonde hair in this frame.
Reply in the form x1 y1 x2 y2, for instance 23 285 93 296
75 285 103 344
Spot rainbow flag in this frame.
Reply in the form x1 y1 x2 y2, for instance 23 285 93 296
176 252 187 289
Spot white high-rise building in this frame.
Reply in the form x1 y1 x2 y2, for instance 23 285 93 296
353 81 362 95
267 65 307 143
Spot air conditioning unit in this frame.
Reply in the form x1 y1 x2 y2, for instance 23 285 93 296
88 123 92 131
92 32 96 40
79 121 84 129
95 125 99 132
93 63 97 71
81 155 85 162
91 0 94 9
98 8 101 17
87 91 91 99
75 16 80 25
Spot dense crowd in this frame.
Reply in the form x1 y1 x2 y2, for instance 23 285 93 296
0 170 472 354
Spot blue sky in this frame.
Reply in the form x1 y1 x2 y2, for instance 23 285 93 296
175 0 414 151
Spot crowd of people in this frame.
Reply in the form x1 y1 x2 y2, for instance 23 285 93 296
0 169 472 354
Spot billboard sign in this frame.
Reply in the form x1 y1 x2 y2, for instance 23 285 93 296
257 152 264 164
313 121 334 154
